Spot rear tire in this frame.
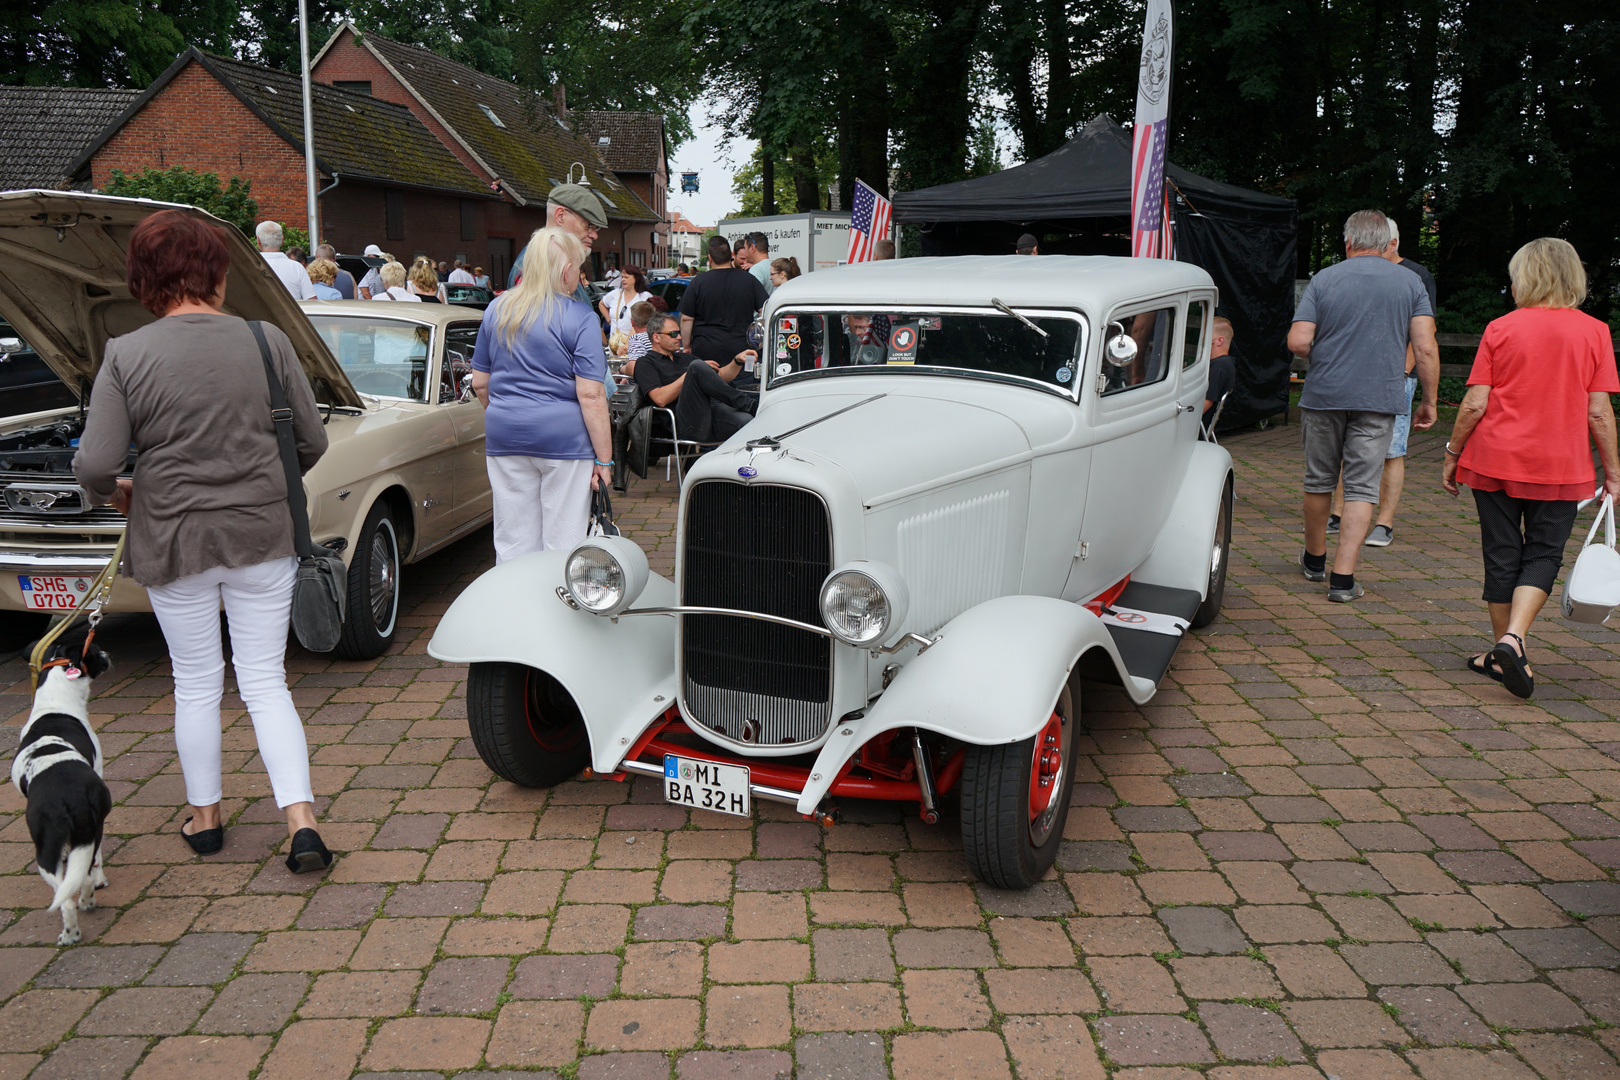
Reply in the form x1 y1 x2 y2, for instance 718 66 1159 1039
467 662 590 787
335 502 400 660
1190 476 1233 629
960 686 1078 889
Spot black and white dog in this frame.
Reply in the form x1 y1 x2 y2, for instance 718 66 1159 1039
13 638 112 945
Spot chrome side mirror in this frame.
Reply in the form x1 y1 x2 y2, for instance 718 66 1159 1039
0 337 22 359
747 318 765 351
458 371 476 404
1104 321 1138 368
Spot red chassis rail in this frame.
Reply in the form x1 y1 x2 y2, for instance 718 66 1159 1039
585 710 965 823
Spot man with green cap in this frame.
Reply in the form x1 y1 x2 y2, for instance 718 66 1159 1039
507 182 609 310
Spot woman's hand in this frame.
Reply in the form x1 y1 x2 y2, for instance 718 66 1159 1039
113 478 133 515
1441 455 1459 497
1606 471 1620 501
591 463 612 492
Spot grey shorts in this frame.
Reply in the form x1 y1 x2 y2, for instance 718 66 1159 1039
1301 408 1397 503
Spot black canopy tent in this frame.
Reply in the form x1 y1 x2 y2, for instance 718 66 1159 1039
893 115 1297 430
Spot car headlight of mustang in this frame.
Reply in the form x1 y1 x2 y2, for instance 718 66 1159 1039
564 536 650 616
819 561 910 647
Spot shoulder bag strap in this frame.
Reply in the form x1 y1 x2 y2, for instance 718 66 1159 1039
249 321 313 560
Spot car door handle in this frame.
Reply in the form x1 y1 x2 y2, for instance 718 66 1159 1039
1177 403 1196 414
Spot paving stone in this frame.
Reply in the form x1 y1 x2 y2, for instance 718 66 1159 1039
735 860 822 891
1198 831 1291 861
1541 881 1620 915
634 903 728 940
1168 957 1281 1001
813 929 895 981
197 973 309 1033
128 1034 271 1079
983 969 1100 1015
1427 931 1538 982
143 932 256 985
1549 967 1620 1023
892 929 997 968
1379 986 1496 1046
711 940 812 983
1435 851 1540 883
485 1000 584 1068
579 1053 673 1080
1508 1032 1620 1080
1199 1002 1305 1063
1290 861 1392 894
621 942 703 997
1341 943 1462 985
792 984 902 1031
1278 999 1406 1047
300 971 420 1017
1457 982 1590 1029
384 880 486 916
1405 1048 1539 1080
794 1033 889 1080
1157 906 1248 955
1499 927 1620 968
1058 842 1134 872
1093 1015 1214 1065
29 1037 148 1080
706 985 792 1047
77 987 213 1035
1001 1014 1105 1080
297 884 385 929
509 953 618 999
974 880 1074 916
416 957 509 1015
677 1049 793 1080
1113 807 1199 832
35 945 163 988
891 1030 1013 1080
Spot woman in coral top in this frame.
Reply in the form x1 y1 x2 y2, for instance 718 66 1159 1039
1442 238 1620 698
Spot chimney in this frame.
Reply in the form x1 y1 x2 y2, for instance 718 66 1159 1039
553 82 567 118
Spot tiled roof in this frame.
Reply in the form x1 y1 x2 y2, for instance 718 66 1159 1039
0 86 137 189
200 53 490 197
573 110 666 175
356 31 655 221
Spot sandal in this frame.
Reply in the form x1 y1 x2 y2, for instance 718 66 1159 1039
180 817 224 856
1466 653 1503 682
1491 633 1535 700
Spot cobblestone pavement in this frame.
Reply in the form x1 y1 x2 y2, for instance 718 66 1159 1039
0 422 1617 1080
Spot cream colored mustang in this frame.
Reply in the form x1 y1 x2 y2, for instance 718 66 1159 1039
0 191 492 658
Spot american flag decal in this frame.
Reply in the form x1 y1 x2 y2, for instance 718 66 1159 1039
846 180 892 263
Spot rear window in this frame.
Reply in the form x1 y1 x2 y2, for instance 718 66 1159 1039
768 310 1085 395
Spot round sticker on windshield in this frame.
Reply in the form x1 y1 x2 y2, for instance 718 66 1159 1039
1056 366 1073 383
775 363 793 376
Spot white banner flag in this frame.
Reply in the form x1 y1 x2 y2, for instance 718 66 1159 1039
1130 0 1175 259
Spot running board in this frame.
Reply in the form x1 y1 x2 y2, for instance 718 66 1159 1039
1080 581 1202 689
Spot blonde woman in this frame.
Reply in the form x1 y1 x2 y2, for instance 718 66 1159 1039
307 258 342 300
368 261 418 302
469 226 613 561
409 258 445 303
1442 238 1620 698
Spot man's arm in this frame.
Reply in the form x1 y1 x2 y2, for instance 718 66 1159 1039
1287 321 1316 359
1409 314 1439 430
647 374 684 407
680 315 694 345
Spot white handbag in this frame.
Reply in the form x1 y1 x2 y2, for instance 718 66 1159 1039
1563 494 1620 623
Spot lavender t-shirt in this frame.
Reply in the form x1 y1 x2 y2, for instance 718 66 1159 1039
472 296 606 459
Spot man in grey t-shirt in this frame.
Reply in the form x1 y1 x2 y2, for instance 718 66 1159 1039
1288 209 1439 601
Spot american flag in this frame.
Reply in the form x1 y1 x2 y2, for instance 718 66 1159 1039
1130 119 1174 259
846 180 892 263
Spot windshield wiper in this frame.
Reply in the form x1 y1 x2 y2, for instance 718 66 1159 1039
991 298 1049 339
746 393 887 451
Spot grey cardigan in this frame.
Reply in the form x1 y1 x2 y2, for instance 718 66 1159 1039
73 313 328 588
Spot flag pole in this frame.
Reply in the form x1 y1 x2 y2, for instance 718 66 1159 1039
298 0 319 250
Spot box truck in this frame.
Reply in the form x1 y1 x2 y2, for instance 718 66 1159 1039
718 212 852 273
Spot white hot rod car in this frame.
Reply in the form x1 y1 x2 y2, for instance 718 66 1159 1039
431 256 1234 888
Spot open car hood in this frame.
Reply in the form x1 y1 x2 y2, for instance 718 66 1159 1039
0 190 362 408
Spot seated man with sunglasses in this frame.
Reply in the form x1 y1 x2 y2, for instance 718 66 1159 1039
633 312 760 443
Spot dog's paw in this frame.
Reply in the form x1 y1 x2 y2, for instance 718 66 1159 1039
77 896 96 911
56 928 80 946
93 869 108 889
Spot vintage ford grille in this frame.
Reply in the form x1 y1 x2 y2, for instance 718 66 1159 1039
681 481 833 746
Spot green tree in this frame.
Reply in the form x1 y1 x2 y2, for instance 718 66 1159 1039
2 0 235 86
103 166 259 235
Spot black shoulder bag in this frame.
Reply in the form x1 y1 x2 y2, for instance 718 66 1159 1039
250 322 348 652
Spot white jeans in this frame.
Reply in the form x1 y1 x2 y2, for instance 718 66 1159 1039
487 455 593 563
146 557 313 809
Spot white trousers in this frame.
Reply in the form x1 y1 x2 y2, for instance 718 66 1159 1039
487 454 593 563
146 557 313 809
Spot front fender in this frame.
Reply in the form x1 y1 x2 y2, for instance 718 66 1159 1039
1132 441 1233 598
426 550 678 774
794 594 1151 814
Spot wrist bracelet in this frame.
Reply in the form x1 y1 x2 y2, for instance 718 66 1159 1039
594 459 612 467
1444 442 1462 456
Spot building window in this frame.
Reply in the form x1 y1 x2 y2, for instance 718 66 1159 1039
334 80 371 95
629 249 647 267
460 199 477 242
385 190 404 240
477 104 505 128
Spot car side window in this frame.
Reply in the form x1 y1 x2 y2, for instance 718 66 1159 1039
1101 305 1176 396
442 325 478 404
1183 301 1208 368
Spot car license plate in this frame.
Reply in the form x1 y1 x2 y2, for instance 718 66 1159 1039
17 574 93 612
664 754 751 817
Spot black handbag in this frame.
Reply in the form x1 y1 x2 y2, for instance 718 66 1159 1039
250 322 348 652
590 483 620 537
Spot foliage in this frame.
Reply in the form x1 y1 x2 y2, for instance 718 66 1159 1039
2 0 235 87
102 166 259 235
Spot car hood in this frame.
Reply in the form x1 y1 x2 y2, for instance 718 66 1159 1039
0 190 362 408
735 381 1034 507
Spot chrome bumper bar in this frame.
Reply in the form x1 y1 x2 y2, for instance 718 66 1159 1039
614 757 803 807
0 551 118 573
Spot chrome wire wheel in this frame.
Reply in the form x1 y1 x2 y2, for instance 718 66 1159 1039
1027 709 1071 847
1209 489 1228 590
368 517 399 635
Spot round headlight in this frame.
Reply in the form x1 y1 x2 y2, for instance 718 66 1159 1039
563 537 650 616
821 569 894 646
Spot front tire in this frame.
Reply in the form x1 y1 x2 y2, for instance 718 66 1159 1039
1190 476 1233 629
960 686 1078 889
467 662 590 787
335 502 402 660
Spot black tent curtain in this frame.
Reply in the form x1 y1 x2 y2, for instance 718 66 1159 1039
893 114 1297 430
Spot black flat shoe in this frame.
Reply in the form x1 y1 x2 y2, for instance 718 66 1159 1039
180 817 223 856
1466 653 1503 682
285 828 334 874
1491 633 1535 700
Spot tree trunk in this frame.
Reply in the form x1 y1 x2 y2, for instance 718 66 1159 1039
761 149 776 216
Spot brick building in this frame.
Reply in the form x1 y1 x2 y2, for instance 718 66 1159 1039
669 210 708 266
310 23 658 281
574 110 670 267
69 49 497 261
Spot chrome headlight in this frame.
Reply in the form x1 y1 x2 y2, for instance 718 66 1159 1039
819 561 910 647
564 536 650 616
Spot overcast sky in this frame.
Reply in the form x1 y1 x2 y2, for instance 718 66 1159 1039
668 99 749 229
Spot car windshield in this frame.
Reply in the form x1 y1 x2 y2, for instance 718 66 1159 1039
306 314 432 402
768 310 1085 394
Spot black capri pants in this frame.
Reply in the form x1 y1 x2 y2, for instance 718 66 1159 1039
1473 488 1579 603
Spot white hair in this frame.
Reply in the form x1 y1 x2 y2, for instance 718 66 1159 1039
1387 219 1400 243
255 220 284 251
1343 210 1392 253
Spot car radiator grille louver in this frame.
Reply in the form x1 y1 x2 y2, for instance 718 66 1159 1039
681 481 833 746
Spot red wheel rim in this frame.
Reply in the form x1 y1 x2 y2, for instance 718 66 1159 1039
1028 710 1067 843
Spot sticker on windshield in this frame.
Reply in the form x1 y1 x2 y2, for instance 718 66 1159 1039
785 334 801 350
1056 366 1073 384
776 363 793 376
780 317 797 333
